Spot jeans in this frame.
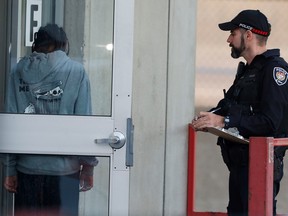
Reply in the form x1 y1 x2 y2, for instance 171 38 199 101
15 171 80 216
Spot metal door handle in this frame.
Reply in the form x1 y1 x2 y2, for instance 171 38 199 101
95 131 126 149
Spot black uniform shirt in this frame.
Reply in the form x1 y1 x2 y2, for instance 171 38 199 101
218 49 288 139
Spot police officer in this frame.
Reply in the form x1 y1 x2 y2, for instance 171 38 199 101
192 9 288 216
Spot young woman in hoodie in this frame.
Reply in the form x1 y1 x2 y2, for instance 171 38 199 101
3 24 98 216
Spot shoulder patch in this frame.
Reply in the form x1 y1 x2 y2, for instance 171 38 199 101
273 67 288 86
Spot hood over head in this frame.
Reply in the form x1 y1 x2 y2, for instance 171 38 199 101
16 50 69 84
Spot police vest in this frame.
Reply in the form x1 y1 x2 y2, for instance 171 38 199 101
231 56 288 137
231 58 266 113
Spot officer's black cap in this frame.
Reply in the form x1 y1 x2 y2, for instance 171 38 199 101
218 9 271 37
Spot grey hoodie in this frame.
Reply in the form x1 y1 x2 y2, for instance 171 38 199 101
6 50 91 115
4 50 97 176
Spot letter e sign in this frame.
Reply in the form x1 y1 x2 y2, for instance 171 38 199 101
25 0 42 47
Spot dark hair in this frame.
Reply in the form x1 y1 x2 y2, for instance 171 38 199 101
239 25 269 46
32 24 69 54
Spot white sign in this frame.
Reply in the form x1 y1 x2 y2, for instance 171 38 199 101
25 0 42 47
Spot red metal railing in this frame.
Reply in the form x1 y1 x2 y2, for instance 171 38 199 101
187 124 288 216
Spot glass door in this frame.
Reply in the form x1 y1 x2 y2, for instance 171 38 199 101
0 0 134 215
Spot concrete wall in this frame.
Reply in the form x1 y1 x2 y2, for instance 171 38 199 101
130 0 197 215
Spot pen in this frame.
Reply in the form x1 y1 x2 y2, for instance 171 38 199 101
193 107 221 121
210 107 221 113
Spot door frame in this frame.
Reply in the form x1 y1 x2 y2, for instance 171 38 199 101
0 0 134 215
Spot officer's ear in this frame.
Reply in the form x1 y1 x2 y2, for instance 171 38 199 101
245 30 253 41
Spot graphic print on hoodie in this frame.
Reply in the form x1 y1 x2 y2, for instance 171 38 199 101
23 80 64 114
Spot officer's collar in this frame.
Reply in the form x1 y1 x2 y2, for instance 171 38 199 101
261 49 280 58
249 49 279 65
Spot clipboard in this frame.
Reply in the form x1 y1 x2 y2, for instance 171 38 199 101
207 127 249 144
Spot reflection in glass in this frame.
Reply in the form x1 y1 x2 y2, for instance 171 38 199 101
79 157 110 216
81 0 114 116
53 0 115 116
1 0 114 116
0 155 109 216
0 0 114 215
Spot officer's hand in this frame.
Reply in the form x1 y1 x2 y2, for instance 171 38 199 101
192 111 224 131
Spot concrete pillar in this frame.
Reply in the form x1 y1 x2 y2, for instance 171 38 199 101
131 0 196 215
